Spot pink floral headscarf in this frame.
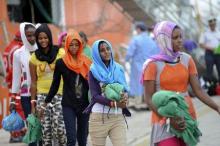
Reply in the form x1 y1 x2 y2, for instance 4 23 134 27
140 21 182 83
153 21 181 61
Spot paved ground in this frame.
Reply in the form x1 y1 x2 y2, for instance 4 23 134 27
0 96 220 146
131 96 220 146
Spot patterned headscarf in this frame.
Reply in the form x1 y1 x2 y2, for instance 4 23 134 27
153 21 181 61
140 21 182 83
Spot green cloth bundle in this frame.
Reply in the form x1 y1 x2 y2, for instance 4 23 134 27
214 45 220 54
152 90 202 146
23 114 42 144
103 83 124 101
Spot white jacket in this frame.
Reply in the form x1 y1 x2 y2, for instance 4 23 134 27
11 22 37 96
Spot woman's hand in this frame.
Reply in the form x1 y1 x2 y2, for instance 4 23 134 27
120 92 128 99
31 106 36 114
170 116 186 132
9 98 16 112
117 97 128 108
37 103 47 119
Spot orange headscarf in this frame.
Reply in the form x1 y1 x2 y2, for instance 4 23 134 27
62 30 92 79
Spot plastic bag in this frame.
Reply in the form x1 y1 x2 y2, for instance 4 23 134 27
2 110 25 131
23 114 42 143
214 45 220 54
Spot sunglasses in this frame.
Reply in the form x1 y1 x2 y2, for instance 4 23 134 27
208 19 216 23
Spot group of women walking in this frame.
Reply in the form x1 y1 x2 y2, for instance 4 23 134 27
8 20 220 146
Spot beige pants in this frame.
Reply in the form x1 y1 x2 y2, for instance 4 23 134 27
89 113 127 146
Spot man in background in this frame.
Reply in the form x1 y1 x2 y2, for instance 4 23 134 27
125 22 159 110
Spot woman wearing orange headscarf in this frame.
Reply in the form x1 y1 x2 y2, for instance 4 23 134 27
43 30 92 146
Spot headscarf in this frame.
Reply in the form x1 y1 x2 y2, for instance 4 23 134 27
20 22 37 52
58 32 67 47
90 39 128 91
140 21 181 83
15 31 21 38
183 40 197 52
152 21 181 61
135 21 147 31
62 30 91 79
35 24 59 64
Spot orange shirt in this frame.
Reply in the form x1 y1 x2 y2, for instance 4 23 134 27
144 57 197 124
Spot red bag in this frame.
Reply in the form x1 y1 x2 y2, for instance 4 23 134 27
215 84 220 95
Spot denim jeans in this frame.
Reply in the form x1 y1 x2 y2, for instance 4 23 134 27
62 106 89 146
205 50 220 82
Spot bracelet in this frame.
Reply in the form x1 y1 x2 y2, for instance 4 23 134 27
114 101 117 114
40 106 46 110
31 100 37 104
114 101 117 108
166 118 170 132
10 101 16 105
110 101 114 107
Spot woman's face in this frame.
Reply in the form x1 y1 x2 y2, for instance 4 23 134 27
99 42 111 62
172 27 183 52
38 32 49 49
25 27 36 45
69 39 80 56
61 36 66 48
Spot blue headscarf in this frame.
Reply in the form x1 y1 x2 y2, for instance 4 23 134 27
90 39 128 91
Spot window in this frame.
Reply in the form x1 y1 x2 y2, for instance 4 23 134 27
7 0 52 23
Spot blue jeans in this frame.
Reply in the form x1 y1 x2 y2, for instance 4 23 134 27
205 50 220 82
62 106 89 146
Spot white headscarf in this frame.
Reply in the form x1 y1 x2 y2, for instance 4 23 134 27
20 22 37 52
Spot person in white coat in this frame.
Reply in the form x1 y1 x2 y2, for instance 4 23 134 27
11 22 39 146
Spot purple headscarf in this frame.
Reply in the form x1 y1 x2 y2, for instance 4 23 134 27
152 21 181 61
183 40 197 52
58 31 67 47
140 21 181 83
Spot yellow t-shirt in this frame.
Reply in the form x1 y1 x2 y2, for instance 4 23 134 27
30 48 65 94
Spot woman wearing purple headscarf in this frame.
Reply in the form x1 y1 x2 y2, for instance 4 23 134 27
141 21 220 146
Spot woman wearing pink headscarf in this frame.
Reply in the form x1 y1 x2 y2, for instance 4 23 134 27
142 21 220 146
58 32 67 49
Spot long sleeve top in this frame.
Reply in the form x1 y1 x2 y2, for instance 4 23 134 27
83 71 131 116
45 59 89 110
11 47 32 96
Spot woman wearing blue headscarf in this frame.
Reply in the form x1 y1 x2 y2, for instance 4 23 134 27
84 39 131 146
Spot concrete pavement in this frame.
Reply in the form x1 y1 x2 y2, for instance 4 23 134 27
132 96 220 146
0 96 219 146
